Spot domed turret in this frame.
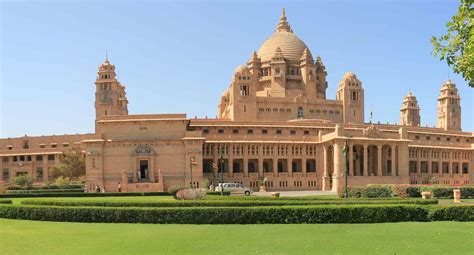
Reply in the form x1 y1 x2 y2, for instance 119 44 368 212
257 9 310 63
437 79 461 131
400 91 420 127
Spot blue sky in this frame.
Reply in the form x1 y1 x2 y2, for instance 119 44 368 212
1 0 472 137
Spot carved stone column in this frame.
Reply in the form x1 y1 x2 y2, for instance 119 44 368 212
391 144 396 177
228 144 234 178
273 144 279 177
243 144 249 178
258 145 263 177
322 146 330 190
377 145 382 176
332 141 343 192
348 143 353 176
363 144 368 177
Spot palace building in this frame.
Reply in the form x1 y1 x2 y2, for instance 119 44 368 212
1 10 472 192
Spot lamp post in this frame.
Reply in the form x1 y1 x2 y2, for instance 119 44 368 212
220 153 224 196
342 140 349 199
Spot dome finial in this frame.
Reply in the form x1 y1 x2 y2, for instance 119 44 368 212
276 7 292 33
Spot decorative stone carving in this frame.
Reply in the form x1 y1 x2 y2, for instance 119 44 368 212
363 125 382 138
134 144 155 155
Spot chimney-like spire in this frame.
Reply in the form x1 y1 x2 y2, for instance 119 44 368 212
276 8 292 33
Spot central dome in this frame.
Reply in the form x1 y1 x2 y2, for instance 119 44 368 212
257 9 309 63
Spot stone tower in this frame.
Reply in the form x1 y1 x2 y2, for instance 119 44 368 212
437 79 461 131
94 57 129 120
336 72 365 124
400 92 420 127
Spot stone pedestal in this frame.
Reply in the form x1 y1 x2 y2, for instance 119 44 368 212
421 191 432 199
453 189 461 203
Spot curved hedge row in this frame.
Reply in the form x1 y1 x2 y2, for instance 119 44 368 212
0 204 430 224
20 199 438 208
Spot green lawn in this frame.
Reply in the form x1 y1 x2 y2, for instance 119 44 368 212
1 219 473 255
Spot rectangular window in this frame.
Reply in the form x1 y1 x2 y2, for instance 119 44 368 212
276 130 282 134
233 129 239 134
262 129 268 134
47 155 55 161
218 129 224 134
304 130 310 135
63 143 69 147
2 168 9 181
36 155 43 161
247 129 254 134
51 144 57 148
36 167 43 182
290 130 296 135
203 129 209 134
39 144 46 148
2 157 8 163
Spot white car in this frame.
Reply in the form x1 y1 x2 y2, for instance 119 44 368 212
215 183 253 196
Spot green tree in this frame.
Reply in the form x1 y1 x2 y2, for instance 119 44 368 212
432 0 473 87
12 174 34 188
50 146 86 180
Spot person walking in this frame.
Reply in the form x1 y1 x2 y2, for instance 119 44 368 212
118 182 122 192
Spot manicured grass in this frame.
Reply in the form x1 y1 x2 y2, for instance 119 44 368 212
439 199 474 205
0 219 473 254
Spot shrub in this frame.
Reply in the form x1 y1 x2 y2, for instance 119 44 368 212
341 185 393 198
175 189 206 200
365 185 393 198
405 186 421 197
430 205 474 221
54 176 71 187
12 175 34 189
168 185 189 199
430 186 474 199
0 204 430 224
460 187 474 199
432 186 454 198
391 184 411 197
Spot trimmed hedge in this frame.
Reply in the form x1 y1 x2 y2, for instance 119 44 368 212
0 192 170 198
6 189 84 194
342 185 393 198
0 204 430 224
6 184 84 190
429 206 474 221
0 199 12 204
20 198 438 208
0 191 230 198
343 185 474 199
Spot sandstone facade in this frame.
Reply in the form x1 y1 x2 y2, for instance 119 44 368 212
1 9 472 192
